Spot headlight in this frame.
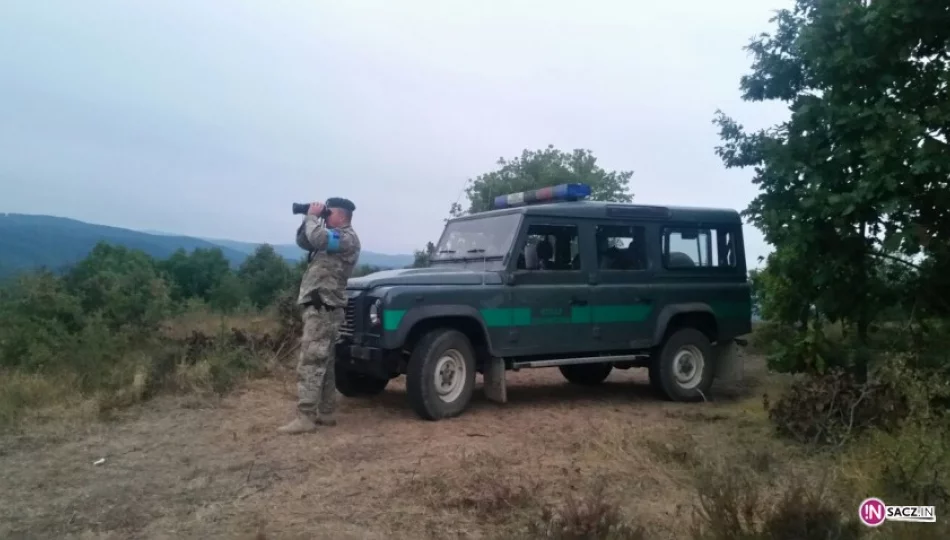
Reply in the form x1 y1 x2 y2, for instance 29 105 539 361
368 299 382 326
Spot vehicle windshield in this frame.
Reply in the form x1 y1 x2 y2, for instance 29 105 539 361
431 213 522 263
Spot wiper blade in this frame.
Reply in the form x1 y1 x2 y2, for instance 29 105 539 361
438 249 456 254
466 248 486 253
433 254 504 262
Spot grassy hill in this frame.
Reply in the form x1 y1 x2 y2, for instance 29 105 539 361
0 214 413 277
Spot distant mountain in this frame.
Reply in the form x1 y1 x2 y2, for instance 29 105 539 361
0 214 413 277
197 236 415 269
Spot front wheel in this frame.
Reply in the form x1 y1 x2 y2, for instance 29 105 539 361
335 367 389 397
406 329 477 421
649 328 714 402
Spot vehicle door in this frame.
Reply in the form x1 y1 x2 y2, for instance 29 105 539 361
588 221 657 350
505 217 594 356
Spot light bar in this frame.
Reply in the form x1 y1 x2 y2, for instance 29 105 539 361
492 183 592 210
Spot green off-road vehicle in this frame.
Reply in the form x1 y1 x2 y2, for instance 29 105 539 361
334 183 752 421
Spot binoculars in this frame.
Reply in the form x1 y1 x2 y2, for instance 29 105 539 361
291 202 331 219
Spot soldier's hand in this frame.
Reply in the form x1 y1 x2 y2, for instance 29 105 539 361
307 202 325 216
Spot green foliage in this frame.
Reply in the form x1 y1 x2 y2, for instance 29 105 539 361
717 0 950 377
0 271 83 370
868 421 950 507
158 247 231 302
450 145 633 217
207 272 249 312
0 240 299 427
411 242 436 268
237 244 294 308
64 243 172 332
413 146 634 268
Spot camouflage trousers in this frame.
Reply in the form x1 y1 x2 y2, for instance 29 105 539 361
296 304 344 419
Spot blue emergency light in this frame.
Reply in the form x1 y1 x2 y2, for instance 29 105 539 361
492 183 592 210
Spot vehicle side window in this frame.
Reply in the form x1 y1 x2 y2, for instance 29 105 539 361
595 225 648 271
662 226 738 269
515 224 581 271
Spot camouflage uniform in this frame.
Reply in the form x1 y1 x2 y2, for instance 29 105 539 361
291 214 360 424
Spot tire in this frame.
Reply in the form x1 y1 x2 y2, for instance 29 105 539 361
650 328 715 402
335 366 389 397
406 329 477 421
559 363 613 386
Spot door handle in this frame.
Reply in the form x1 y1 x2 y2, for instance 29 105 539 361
570 297 588 306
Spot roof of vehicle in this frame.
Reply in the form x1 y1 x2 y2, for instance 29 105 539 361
450 200 742 224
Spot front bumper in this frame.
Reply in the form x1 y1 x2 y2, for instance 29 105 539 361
335 339 400 380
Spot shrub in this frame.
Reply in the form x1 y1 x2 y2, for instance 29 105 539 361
526 482 647 540
238 245 293 308
64 243 172 332
767 370 909 446
841 421 950 508
692 465 863 540
0 271 84 370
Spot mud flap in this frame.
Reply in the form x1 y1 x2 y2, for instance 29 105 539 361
713 340 743 383
483 357 507 404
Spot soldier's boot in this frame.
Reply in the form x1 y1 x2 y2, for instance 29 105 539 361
277 415 318 434
314 415 337 427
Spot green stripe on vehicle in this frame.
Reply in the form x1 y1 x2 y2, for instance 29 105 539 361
383 309 406 331
384 302 747 331
479 305 653 327
481 307 531 327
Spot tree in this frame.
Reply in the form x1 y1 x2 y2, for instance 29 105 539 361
715 0 950 377
410 242 436 268
208 272 248 312
64 243 171 331
410 147 634 267
237 245 293 308
450 145 633 217
0 271 84 370
158 247 231 302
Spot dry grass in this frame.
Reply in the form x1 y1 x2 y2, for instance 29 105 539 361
0 308 292 434
0 352 896 539
159 305 281 341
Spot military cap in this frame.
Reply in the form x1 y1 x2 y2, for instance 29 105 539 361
325 197 356 212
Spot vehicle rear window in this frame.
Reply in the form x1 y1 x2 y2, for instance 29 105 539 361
661 227 737 269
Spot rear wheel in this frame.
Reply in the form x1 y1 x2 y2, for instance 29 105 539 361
406 329 477 420
559 363 613 386
335 367 389 397
649 328 714 402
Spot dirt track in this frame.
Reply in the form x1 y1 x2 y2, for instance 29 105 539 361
0 356 781 540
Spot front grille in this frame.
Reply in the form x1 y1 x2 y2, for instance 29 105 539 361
339 297 357 337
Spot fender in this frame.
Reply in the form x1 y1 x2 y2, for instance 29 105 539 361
384 304 496 353
652 302 716 346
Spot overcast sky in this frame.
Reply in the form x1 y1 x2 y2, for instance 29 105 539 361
1 0 790 262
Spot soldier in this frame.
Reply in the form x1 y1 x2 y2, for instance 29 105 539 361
278 197 361 434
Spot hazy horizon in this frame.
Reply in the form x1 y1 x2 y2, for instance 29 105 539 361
1 0 791 264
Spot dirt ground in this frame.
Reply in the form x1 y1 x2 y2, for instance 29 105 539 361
0 355 803 540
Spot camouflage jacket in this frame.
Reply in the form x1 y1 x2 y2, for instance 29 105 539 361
295 216 361 307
